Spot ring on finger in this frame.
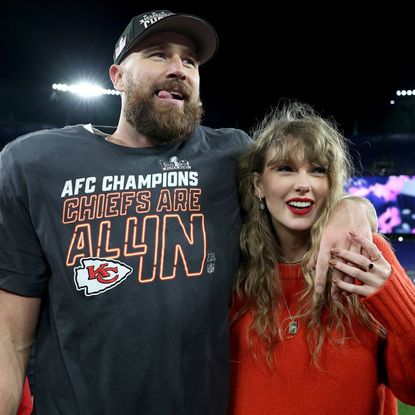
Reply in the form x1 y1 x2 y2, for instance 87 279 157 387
370 253 381 262
366 262 374 271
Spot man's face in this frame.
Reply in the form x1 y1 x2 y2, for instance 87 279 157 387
121 32 203 145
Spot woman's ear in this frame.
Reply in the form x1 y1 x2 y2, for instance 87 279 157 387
253 173 263 199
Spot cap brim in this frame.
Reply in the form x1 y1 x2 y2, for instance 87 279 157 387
129 14 218 65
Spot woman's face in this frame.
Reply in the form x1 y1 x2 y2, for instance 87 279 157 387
254 148 330 237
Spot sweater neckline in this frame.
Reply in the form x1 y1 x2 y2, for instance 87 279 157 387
278 262 303 280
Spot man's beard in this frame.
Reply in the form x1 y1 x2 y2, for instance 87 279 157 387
124 77 203 145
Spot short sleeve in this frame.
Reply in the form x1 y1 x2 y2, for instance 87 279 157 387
0 146 49 296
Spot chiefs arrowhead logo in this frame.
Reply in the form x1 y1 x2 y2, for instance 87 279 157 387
74 257 133 296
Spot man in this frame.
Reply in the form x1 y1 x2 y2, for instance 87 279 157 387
0 10 374 414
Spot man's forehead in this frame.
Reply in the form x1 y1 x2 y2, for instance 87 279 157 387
135 32 197 54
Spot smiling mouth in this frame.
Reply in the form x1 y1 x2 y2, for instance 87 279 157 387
286 200 315 216
287 201 313 209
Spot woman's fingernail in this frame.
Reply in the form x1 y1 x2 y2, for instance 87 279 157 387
330 248 340 255
329 259 337 266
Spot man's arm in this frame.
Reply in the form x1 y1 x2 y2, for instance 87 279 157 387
0 289 40 414
313 196 377 296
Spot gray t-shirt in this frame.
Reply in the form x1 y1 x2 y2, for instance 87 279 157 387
0 124 251 414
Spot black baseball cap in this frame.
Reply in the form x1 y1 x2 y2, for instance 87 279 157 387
113 10 218 65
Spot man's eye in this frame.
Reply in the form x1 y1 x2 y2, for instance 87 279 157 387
183 58 198 68
150 52 166 59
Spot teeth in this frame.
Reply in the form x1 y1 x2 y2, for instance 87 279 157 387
288 201 312 208
170 91 183 100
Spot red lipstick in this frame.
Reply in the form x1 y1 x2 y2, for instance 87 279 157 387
286 198 314 216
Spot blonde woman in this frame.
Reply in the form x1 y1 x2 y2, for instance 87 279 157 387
229 102 415 415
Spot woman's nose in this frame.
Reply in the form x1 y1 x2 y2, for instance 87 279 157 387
294 183 311 193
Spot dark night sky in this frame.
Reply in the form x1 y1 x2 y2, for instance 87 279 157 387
2 2 415 251
2 1 415 139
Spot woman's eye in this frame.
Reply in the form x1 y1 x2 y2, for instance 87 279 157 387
311 166 328 175
276 165 293 172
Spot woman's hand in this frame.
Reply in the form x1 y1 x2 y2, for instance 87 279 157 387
313 197 375 298
329 231 391 297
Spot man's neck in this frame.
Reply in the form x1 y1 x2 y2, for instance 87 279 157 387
109 120 154 148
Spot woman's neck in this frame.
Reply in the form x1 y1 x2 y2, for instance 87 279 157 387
277 227 309 263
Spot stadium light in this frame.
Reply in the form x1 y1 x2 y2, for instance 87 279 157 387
52 82 120 98
396 89 415 97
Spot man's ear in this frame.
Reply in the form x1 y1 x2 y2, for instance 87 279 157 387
109 64 125 92
253 173 264 198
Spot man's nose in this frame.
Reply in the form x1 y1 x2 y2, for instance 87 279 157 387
166 56 187 81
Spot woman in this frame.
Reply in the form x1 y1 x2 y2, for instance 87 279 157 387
229 102 415 415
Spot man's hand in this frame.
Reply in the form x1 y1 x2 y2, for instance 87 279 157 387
313 196 376 297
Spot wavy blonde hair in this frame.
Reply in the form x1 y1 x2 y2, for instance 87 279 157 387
233 102 382 366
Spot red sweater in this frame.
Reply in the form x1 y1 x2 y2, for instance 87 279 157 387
229 235 415 415
17 377 32 415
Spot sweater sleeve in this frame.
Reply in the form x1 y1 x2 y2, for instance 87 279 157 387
361 234 415 405
17 377 32 415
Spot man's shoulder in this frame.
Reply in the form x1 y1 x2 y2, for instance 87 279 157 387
195 125 252 151
5 124 91 148
1 125 97 163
